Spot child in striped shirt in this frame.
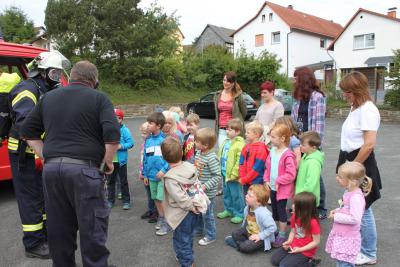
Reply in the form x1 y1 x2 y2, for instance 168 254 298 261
194 127 221 246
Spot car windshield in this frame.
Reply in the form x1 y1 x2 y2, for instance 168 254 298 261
201 94 214 102
243 93 254 103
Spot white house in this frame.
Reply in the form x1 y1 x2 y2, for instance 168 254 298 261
231 2 343 77
31 26 56 51
328 7 400 102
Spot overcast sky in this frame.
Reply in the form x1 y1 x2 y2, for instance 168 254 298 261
0 0 399 44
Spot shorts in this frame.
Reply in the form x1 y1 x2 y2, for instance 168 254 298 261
149 180 164 201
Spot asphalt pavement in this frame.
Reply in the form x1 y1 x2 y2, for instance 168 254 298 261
0 117 399 267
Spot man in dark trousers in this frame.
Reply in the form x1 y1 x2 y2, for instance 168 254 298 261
20 61 120 267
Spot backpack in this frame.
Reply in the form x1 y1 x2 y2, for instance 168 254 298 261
0 73 21 139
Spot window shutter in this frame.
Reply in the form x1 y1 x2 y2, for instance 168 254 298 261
255 34 264 47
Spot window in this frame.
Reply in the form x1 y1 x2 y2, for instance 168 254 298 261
255 34 264 47
320 38 326 48
201 94 214 102
226 43 233 54
353 33 375 49
261 14 266 23
269 13 273 21
272 32 280 44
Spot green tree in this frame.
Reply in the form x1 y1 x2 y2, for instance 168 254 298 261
0 6 35 44
384 49 400 108
45 0 97 59
388 49 400 90
45 1 180 60
236 50 287 97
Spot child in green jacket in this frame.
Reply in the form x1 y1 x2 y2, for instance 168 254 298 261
217 118 246 224
295 131 325 206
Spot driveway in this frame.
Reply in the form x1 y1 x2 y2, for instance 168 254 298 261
0 118 398 267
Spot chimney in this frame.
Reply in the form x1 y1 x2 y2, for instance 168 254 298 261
388 7 397 18
288 5 293 10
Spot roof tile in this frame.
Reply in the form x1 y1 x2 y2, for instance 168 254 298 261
232 1 343 38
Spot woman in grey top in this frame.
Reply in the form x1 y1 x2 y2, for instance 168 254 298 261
254 81 284 141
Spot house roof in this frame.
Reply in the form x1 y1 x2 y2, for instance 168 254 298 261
231 1 343 39
297 60 334 71
328 8 400 50
196 24 235 45
364 56 394 66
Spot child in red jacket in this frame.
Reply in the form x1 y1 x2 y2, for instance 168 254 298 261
239 121 269 196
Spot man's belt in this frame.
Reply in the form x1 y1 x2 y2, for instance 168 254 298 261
45 157 100 168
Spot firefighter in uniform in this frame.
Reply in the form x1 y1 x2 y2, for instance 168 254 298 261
8 51 70 259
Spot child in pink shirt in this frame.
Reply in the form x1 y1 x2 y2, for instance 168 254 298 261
326 162 373 267
264 124 297 247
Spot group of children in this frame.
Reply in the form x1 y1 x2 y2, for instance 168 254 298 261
107 106 374 267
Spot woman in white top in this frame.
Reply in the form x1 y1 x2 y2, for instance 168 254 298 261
254 81 284 142
336 71 382 266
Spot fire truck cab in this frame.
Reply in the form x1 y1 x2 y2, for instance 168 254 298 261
0 42 47 181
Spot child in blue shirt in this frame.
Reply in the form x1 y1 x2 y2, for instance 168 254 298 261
107 109 134 209
225 184 277 253
142 112 171 236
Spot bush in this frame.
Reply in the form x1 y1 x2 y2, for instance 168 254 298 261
384 89 400 108
97 45 287 101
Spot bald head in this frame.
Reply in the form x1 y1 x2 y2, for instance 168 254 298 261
70 60 98 86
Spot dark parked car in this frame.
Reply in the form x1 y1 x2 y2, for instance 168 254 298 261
187 92 257 120
274 89 294 114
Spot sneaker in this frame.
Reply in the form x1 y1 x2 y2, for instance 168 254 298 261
148 212 158 223
309 258 322 267
25 243 50 259
117 193 122 200
318 209 327 220
198 237 216 246
217 210 232 219
355 253 377 265
224 235 238 249
155 218 163 230
122 203 131 210
230 216 243 224
141 210 152 219
272 236 286 248
106 201 113 209
156 223 172 236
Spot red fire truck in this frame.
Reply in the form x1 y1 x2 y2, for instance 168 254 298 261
0 42 47 181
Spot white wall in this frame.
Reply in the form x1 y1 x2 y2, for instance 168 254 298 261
334 11 400 69
233 5 334 77
288 32 333 77
233 5 290 75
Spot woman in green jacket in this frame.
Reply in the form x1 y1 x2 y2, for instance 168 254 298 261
213 71 247 148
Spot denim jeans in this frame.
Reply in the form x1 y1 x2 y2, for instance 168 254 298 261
195 198 216 240
360 207 377 259
223 181 245 218
144 184 156 213
173 212 200 267
217 129 228 149
318 175 327 211
336 260 354 267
